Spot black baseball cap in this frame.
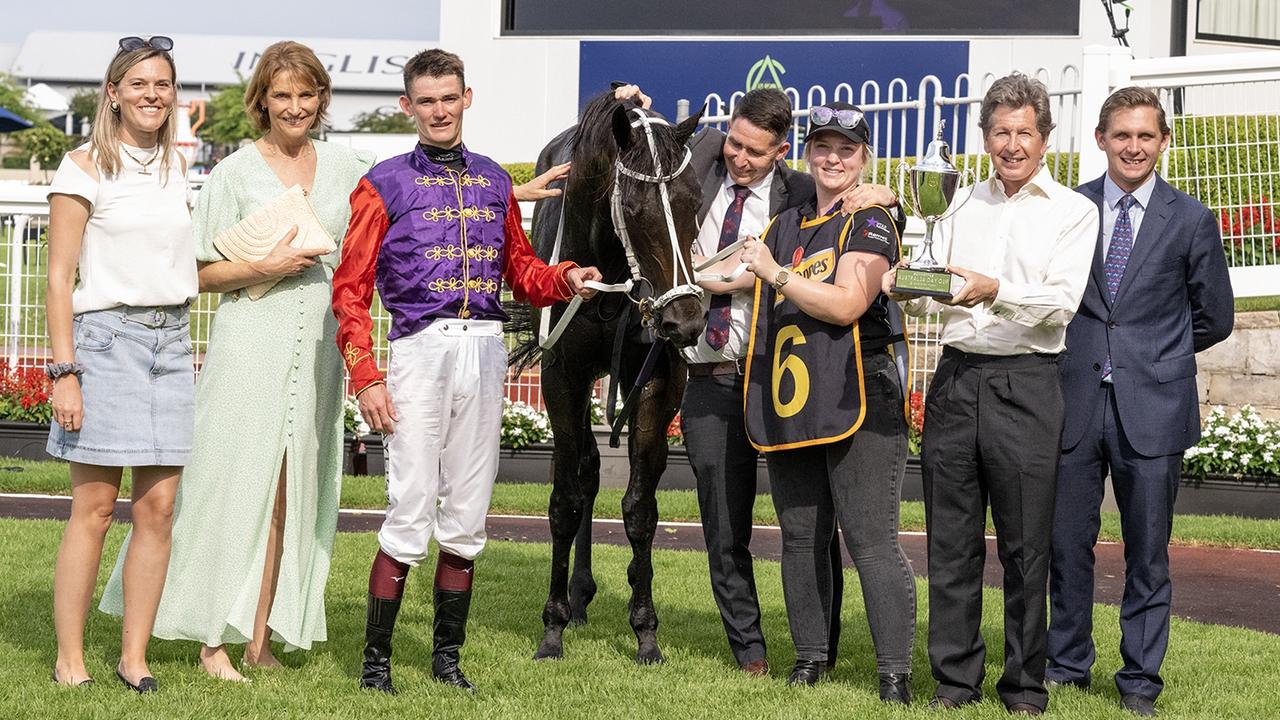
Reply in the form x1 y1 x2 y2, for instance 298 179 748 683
805 102 872 146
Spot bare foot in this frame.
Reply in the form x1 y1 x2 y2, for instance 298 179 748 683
242 644 284 669
53 659 92 686
200 645 250 683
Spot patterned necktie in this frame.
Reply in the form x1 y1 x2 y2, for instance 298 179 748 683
1101 193 1136 380
704 184 752 351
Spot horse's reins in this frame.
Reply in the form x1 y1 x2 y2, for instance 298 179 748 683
541 108 703 350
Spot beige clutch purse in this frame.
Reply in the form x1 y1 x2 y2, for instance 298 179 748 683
212 184 336 300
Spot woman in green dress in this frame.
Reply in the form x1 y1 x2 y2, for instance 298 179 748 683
101 41 373 680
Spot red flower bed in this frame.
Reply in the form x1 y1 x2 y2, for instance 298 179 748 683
0 360 52 424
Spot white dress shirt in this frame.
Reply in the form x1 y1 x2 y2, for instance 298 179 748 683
1101 171 1156 256
901 164 1099 355
682 168 774 364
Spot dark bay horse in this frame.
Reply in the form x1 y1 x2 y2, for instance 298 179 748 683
511 91 705 663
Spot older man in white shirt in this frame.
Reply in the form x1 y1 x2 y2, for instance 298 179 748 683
886 74 1098 716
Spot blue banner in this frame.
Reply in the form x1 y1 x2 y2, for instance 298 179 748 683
579 40 968 156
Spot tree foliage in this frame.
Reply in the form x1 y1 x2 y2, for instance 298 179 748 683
198 77 256 146
349 109 415 134
0 73 42 123
68 88 99 123
17 124 75 170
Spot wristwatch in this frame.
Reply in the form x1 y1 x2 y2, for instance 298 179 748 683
772 269 791 292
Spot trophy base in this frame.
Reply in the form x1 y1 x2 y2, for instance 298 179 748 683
892 266 955 300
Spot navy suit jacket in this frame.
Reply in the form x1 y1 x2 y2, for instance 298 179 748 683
687 127 815 221
1060 174 1234 457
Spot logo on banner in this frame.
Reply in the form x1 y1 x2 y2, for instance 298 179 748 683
746 55 786 92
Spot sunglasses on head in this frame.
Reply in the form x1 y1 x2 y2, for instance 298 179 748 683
118 36 174 52
809 106 866 131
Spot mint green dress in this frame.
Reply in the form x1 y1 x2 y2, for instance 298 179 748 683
101 141 374 650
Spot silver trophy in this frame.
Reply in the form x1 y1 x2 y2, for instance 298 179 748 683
892 121 976 299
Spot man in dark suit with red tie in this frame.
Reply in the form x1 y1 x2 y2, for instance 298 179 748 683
1047 87 1234 718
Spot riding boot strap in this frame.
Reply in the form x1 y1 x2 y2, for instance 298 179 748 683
361 594 402 693
432 588 477 691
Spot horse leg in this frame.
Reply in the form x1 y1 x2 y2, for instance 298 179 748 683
535 370 593 660
622 373 683 665
569 428 601 625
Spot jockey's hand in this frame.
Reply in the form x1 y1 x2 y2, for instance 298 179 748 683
566 266 603 299
356 383 398 435
513 162 571 202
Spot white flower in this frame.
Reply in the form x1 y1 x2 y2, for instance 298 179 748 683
1222 450 1234 460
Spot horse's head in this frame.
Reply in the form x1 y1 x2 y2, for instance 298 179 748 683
608 103 707 348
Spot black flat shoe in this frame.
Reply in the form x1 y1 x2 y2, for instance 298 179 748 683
51 667 93 687
115 668 158 694
1120 694 1157 717
786 659 825 687
879 672 911 704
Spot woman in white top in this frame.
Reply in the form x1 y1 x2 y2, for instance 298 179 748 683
45 36 198 693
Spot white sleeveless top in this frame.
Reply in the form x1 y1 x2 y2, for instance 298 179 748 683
47 144 199 314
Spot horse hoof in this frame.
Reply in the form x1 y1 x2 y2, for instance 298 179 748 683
635 646 665 665
533 643 564 661
568 609 589 626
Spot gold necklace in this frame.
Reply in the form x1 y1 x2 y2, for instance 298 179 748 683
262 139 313 161
262 139 315 195
120 144 159 176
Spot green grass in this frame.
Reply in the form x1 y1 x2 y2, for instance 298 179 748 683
0 518 1276 718
1235 295 1280 313
3 457 1278 550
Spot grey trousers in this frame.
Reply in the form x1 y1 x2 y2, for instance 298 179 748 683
682 370 844 666
765 353 916 673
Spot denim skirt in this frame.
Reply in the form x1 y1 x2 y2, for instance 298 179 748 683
47 305 195 466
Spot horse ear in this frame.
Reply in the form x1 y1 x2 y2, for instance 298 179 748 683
612 105 634 149
674 104 706 146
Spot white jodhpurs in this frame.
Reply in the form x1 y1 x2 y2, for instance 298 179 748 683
379 318 506 565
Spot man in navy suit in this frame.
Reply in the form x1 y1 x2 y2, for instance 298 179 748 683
1047 87 1234 718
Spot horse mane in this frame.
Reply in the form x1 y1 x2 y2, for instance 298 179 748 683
569 90 688 202
569 90 636 200
507 91 691 373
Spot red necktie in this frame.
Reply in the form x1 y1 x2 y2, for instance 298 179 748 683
704 185 751 351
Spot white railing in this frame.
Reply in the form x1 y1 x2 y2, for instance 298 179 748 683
0 207 560 410
1082 47 1280 299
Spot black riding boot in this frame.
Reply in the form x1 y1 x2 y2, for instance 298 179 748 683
361 595 401 694
432 588 476 691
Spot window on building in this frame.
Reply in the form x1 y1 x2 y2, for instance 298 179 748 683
1197 0 1280 47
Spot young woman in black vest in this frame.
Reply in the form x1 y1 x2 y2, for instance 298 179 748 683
698 102 915 702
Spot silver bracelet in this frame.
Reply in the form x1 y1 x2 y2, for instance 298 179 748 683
44 362 84 380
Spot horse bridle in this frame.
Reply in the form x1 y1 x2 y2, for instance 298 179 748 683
608 107 703 325
541 108 703 349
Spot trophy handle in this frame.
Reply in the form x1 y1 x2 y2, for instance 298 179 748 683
936 167 979 223
896 162 923 219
